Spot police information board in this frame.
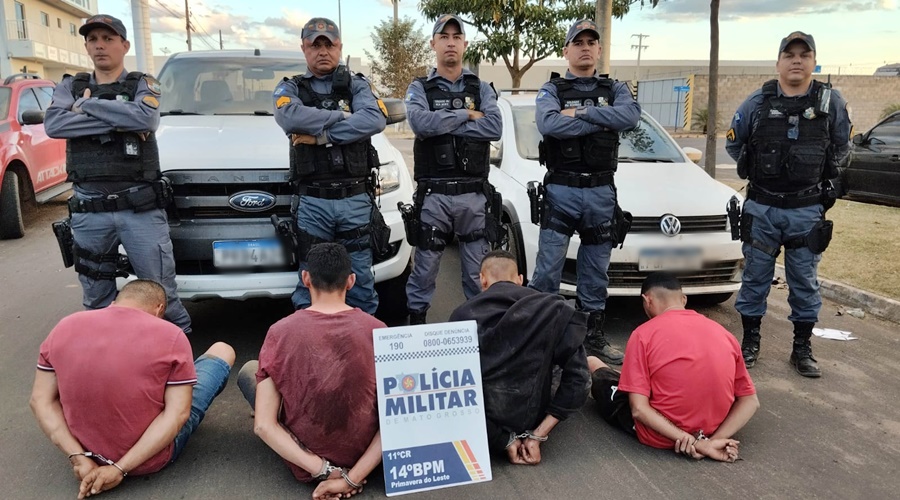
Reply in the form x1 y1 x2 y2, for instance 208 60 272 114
373 320 492 496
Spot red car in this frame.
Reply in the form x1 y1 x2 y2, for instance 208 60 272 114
0 74 68 239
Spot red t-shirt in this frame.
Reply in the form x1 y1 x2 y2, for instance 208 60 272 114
256 308 385 482
617 309 756 449
37 305 196 475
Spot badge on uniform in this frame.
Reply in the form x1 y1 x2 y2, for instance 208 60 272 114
583 99 595 107
597 97 608 107
141 95 159 109
803 107 816 120
338 99 350 112
726 128 736 142
768 109 785 118
464 96 475 110
432 98 450 109
274 85 286 96
564 99 581 109
537 90 548 99
116 95 130 102
276 96 291 109
405 91 414 102
143 75 161 96
451 98 464 109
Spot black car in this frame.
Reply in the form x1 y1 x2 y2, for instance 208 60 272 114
848 111 900 207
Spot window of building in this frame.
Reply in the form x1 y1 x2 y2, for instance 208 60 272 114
41 12 50 27
14 2 27 39
70 24 77 36
58 19 62 29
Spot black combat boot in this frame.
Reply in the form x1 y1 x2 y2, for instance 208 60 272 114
409 309 427 326
790 321 821 378
584 311 624 365
740 315 762 368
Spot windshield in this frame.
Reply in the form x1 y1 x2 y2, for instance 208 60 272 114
157 56 307 115
0 88 10 119
511 105 685 162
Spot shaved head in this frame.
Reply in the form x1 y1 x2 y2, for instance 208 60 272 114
114 279 167 317
479 250 522 290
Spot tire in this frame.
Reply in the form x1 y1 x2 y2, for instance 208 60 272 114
502 219 528 280
689 292 734 307
0 170 25 240
375 258 412 322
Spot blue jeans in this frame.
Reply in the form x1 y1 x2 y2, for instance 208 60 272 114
291 193 377 314
528 184 616 312
71 192 191 332
406 192 490 312
735 200 824 323
171 355 232 461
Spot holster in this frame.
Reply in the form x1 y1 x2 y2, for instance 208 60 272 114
369 205 392 260
527 181 544 225
153 177 174 209
270 214 299 266
740 210 754 244
821 178 844 212
726 195 742 241
397 201 419 247
51 218 75 268
806 219 834 254
613 205 633 249
736 144 750 180
483 184 506 248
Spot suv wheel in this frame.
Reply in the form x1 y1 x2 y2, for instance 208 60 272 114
0 170 25 239
374 258 412 322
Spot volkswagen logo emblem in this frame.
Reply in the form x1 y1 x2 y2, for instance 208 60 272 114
228 191 276 212
660 214 681 237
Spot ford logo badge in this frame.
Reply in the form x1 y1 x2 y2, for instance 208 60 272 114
228 191 276 212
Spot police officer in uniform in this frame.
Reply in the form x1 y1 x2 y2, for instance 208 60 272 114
531 20 641 364
274 18 387 314
45 15 190 332
403 14 503 325
726 32 851 378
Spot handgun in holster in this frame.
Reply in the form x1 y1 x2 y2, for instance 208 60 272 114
397 201 419 247
52 217 75 268
526 181 544 225
726 195 742 241
270 214 299 266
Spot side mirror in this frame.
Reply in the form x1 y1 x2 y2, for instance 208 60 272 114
682 146 703 163
489 141 502 166
21 110 45 125
851 133 864 146
381 98 406 125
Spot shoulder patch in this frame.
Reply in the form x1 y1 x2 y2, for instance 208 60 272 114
274 84 287 96
275 96 291 109
733 111 742 124
143 75 161 95
141 95 160 109
537 90 549 99
405 92 414 102
726 128 736 142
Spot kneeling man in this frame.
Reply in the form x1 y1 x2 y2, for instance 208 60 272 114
591 272 759 462
31 280 234 499
450 250 590 465
238 243 385 499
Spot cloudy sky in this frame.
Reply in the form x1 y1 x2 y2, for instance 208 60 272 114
99 0 898 74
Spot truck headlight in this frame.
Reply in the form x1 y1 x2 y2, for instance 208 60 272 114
377 161 401 195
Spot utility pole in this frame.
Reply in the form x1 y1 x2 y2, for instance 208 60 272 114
392 0 400 25
631 33 649 82
184 0 192 51
595 0 612 74
338 0 342 34
219 30 223 49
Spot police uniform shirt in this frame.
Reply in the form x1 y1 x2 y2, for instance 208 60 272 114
404 68 502 142
272 67 386 144
45 69 161 194
725 81 852 167
535 71 641 139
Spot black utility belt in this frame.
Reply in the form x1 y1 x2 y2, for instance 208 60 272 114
296 180 370 200
68 181 168 213
417 179 486 196
747 186 821 209
545 171 614 188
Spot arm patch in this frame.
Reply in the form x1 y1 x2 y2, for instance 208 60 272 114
141 95 160 109
275 96 291 109
144 75 161 95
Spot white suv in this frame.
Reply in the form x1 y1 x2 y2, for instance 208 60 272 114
129 50 413 316
490 92 743 303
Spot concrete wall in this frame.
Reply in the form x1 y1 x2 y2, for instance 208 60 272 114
691 74 900 133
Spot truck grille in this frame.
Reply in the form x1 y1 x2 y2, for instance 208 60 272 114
629 215 727 234
561 259 741 288
165 170 293 220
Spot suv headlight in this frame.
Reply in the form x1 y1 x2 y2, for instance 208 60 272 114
377 161 401 195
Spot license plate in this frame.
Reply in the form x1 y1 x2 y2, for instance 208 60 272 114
213 239 285 268
638 247 703 272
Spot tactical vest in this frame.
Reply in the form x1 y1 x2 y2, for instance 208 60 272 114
748 79 831 192
412 74 489 181
540 76 619 175
65 72 161 183
288 72 371 184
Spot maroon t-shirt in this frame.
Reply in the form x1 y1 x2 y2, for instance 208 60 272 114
257 308 385 482
37 306 196 475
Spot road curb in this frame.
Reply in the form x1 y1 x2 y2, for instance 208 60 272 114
774 264 900 324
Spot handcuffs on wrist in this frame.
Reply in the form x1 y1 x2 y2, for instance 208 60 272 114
693 430 709 442
341 469 362 489
506 430 548 448
67 451 127 477
312 459 342 481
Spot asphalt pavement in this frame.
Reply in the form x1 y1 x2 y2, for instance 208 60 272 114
2 191 900 499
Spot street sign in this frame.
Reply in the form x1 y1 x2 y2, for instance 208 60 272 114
814 65 822 73
673 85 690 92
374 321 492 496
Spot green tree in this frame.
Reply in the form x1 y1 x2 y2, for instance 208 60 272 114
418 0 597 88
364 17 433 98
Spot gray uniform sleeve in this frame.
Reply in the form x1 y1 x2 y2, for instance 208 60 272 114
326 76 386 145
406 79 469 139
78 75 160 132
725 92 763 161
44 77 116 138
578 82 641 131
535 82 603 139
273 79 344 136
452 81 502 141
829 89 852 170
